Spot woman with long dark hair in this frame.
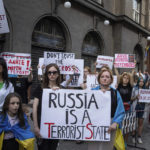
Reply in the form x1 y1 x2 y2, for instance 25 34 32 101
0 57 14 112
33 63 61 150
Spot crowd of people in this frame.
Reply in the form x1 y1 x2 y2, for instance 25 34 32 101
0 56 150 150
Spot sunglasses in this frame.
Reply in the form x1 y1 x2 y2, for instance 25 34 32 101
48 71 58 75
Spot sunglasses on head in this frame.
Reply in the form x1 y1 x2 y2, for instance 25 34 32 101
48 71 58 75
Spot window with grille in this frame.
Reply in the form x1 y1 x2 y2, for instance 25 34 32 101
32 18 66 50
82 31 102 70
133 0 141 23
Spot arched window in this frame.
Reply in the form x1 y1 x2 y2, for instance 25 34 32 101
32 18 66 50
82 31 103 70
31 17 67 96
133 44 143 71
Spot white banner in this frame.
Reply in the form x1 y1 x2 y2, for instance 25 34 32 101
86 74 99 90
40 89 111 141
139 89 150 103
44 52 75 74
1 52 31 75
0 0 9 34
114 54 135 68
96 55 114 69
111 76 117 89
68 59 84 87
38 58 44 75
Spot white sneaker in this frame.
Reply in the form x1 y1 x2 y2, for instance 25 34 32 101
137 137 143 144
132 137 136 144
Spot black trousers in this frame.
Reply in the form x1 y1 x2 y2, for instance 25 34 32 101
38 139 58 150
2 138 19 150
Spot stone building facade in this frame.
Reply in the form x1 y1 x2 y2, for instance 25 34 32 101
0 0 150 74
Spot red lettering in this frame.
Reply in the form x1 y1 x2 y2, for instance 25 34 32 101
44 122 55 138
85 123 93 139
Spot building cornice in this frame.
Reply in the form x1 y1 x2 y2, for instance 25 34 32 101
73 0 150 36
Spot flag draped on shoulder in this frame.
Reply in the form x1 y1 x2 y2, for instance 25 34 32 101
0 114 35 150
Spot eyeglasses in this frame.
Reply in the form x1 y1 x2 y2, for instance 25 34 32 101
48 71 58 75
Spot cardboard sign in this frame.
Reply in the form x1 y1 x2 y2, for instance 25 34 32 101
111 76 117 89
114 54 135 68
96 55 114 69
67 59 84 87
44 52 75 74
38 58 44 75
139 89 150 103
0 0 9 34
1 52 31 75
40 89 111 141
86 74 99 90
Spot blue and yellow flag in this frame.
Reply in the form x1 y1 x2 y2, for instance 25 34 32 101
0 114 35 150
114 125 125 150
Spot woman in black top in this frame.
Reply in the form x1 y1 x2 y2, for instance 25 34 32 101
33 63 61 150
117 72 133 111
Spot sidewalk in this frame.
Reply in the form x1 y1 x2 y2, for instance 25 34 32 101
127 120 150 150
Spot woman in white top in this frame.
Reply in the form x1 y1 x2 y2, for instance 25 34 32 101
0 57 14 111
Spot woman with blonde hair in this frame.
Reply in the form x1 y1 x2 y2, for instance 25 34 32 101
89 68 125 150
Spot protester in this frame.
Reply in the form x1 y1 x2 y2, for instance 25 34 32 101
10 68 33 104
33 63 61 150
88 68 125 150
131 77 146 144
0 57 14 112
0 92 35 150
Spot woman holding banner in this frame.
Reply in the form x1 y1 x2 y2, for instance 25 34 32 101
0 57 14 112
33 63 61 150
89 68 125 150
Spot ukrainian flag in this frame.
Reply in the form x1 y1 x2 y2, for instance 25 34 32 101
114 125 125 150
0 114 35 150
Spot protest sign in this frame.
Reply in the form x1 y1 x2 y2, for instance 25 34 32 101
86 74 99 90
44 52 75 74
114 54 135 68
110 75 117 89
0 0 9 34
139 89 150 103
1 52 31 75
96 55 114 69
67 59 84 87
40 89 111 141
38 58 44 75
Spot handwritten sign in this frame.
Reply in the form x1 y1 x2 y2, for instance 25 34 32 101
44 52 75 74
96 55 114 69
114 54 135 68
86 74 99 90
0 0 9 34
139 89 150 103
40 89 111 141
1 52 31 75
